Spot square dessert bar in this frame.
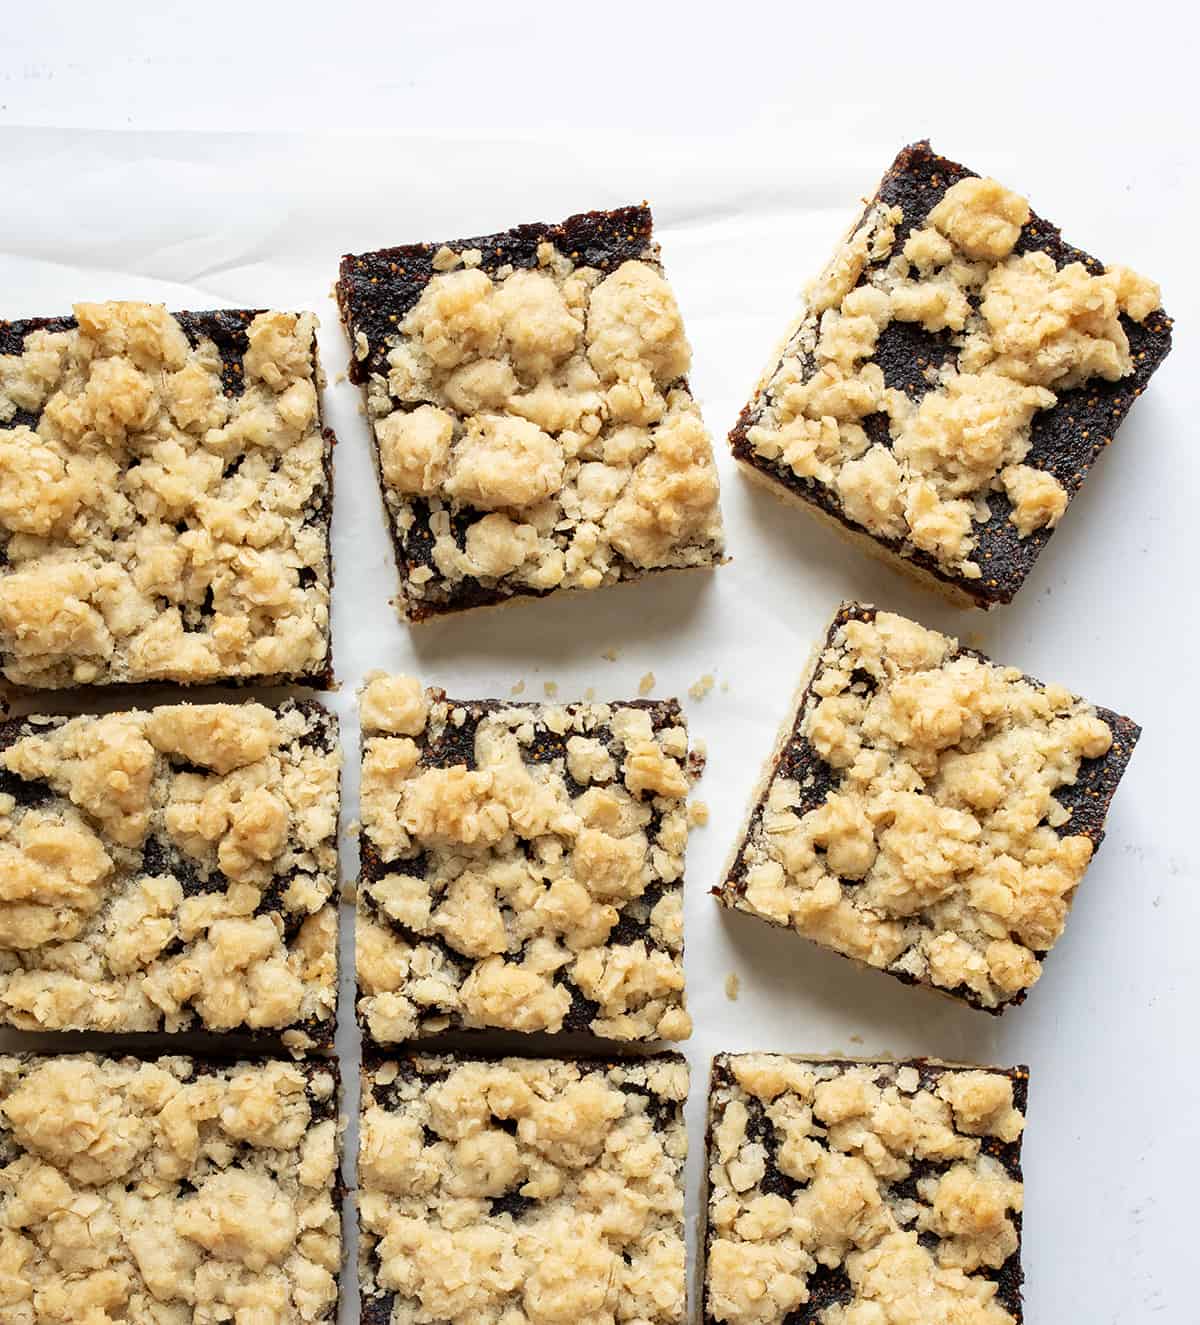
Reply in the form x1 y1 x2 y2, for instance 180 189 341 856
0 1053 342 1323
703 1054 1027 1325
730 140 1173 607
0 698 340 1047
359 1051 688 1325
356 674 696 1043
716 604 1139 1013
0 301 334 688
336 204 725 622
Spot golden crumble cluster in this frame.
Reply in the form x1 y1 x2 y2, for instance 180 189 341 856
718 606 1137 1011
0 1054 341 1325
357 674 694 1043
0 301 332 687
0 700 340 1045
732 143 1170 604
338 207 724 621
704 1055 1026 1325
359 1054 687 1325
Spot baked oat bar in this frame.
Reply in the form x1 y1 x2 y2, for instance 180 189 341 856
730 140 1173 606
716 603 1139 1013
703 1054 1027 1325
0 1053 342 1323
359 1051 687 1325
0 301 334 687
336 205 725 622
0 698 340 1047
356 674 695 1043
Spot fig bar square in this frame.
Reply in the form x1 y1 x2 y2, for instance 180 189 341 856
0 1053 342 1322
359 1052 688 1325
0 699 340 1048
0 301 334 688
730 140 1173 607
356 674 696 1043
703 1054 1027 1325
716 604 1139 1013
336 204 725 622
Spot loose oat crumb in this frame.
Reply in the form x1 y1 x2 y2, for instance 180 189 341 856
689 673 715 700
724 972 740 1000
849 1033 864 1044
584 686 597 701
334 370 347 384
510 679 526 695
603 647 621 662
689 800 710 827
543 680 558 697
639 671 656 695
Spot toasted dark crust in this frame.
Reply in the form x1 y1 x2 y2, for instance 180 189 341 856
0 1052 343 1321
0 697 340 1049
716 602 1141 1014
701 1055 1028 1325
359 1049 686 1325
0 309 336 689
336 205 723 624
358 693 696 1044
729 140 1175 607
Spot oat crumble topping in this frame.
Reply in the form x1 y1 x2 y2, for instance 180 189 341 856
359 1053 687 1325
0 1054 341 1324
0 302 333 687
0 699 340 1040
734 144 1168 598
337 207 724 621
357 675 695 1043
704 1055 1025 1325
718 605 1138 1011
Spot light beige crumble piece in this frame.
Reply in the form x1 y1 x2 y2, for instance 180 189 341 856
544 680 558 698
336 206 725 624
510 679 526 695
718 604 1137 1012
689 673 715 701
704 1055 1026 1325
359 1053 687 1325
639 671 656 695
0 302 332 687
603 647 621 662
689 800 710 827
733 143 1169 603
0 1054 341 1323
356 682 697 1043
724 971 739 1000
0 699 340 1040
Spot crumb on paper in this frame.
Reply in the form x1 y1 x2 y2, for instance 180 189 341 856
602 647 620 662
689 673 715 700
345 820 361 838
334 370 347 385
688 800 710 827
510 679 526 696
543 680 558 698
849 1033 864 1045
638 671 656 696
725 972 740 1001
342 881 358 906
584 686 596 701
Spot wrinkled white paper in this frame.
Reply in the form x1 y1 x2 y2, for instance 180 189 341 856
0 119 1192 1323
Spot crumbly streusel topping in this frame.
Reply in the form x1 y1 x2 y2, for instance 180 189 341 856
705 1055 1025 1325
357 674 693 1042
0 1054 340 1324
0 302 331 687
0 700 339 1038
356 234 724 616
359 1054 687 1325
745 176 1161 578
721 608 1122 1009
